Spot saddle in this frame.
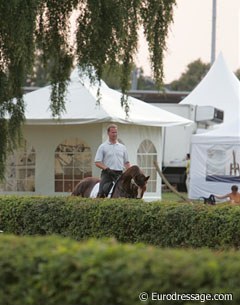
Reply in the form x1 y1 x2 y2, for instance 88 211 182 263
200 194 216 205
102 169 121 197
103 181 114 197
90 181 115 198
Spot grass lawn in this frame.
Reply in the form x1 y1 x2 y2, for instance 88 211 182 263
161 190 189 203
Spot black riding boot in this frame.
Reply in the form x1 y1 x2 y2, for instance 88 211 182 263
97 169 112 197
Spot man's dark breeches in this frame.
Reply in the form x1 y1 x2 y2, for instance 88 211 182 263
97 170 122 197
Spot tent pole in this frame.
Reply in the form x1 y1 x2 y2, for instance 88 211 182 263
211 0 217 65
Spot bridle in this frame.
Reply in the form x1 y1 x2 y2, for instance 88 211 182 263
131 177 139 188
131 175 147 199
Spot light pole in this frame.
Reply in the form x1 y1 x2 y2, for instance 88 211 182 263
211 0 217 65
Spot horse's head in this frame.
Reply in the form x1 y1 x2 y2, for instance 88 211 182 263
115 165 149 199
131 173 150 198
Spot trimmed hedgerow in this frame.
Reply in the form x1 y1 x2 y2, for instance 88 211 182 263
0 196 240 248
0 235 238 305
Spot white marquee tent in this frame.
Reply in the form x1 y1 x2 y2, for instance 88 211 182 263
178 53 240 199
1 68 192 200
180 53 240 124
189 119 240 199
25 68 191 127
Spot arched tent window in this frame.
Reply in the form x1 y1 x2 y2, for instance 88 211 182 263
55 138 92 192
137 139 157 192
0 140 35 192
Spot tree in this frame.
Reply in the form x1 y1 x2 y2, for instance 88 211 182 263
101 63 132 90
235 68 240 80
25 53 52 87
0 0 176 179
168 59 210 91
137 68 157 90
102 65 157 90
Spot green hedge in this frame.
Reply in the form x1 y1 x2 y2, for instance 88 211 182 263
0 196 240 248
0 235 238 305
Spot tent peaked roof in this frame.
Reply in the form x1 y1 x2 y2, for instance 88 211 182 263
24 67 192 127
180 53 240 123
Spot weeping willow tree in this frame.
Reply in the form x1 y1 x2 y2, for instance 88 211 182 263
0 0 176 179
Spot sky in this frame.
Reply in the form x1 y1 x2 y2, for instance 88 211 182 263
135 0 240 83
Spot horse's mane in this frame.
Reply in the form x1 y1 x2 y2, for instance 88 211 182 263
121 165 142 178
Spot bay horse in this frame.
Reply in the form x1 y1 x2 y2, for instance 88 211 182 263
71 165 150 199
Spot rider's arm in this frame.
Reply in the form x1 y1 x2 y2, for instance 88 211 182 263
124 161 131 169
95 161 108 171
215 193 230 200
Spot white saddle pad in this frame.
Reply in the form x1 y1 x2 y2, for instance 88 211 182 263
89 182 115 198
90 182 100 198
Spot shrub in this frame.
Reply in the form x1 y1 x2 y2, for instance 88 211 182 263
0 196 240 248
0 235 238 305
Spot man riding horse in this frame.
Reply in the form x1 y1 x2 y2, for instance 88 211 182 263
94 124 130 198
71 165 149 199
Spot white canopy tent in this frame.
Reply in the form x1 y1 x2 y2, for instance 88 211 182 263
1 68 192 199
189 119 240 199
25 68 192 127
180 53 240 124
179 53 240 199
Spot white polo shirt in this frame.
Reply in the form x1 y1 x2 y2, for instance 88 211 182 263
95 140 129 171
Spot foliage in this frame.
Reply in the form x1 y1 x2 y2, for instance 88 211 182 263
137 68 157 90
101 63 133 90
235 68 240 80
102 65 157 90
0 235 239 304
168 59 210 91
25 52 52 87
0 0 176 179
1 195 240 249
0 0 39 179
